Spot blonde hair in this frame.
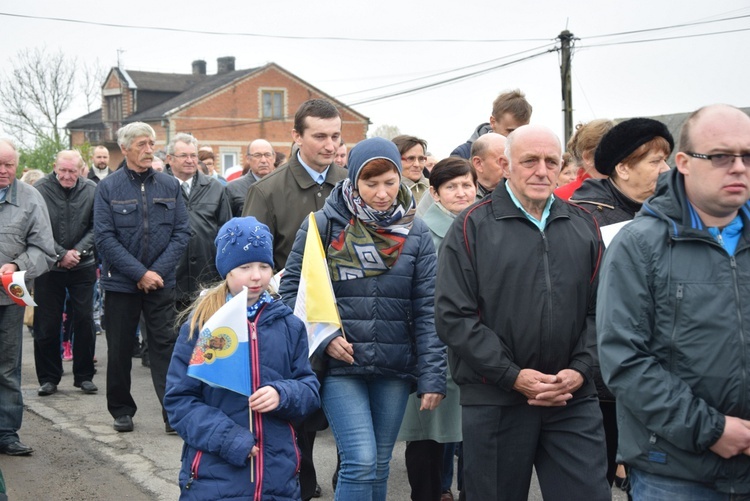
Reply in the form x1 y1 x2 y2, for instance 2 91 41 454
182 281 231 340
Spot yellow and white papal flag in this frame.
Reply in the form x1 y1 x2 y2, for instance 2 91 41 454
294 213 343 356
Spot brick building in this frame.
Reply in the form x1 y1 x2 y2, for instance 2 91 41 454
67 57 369 172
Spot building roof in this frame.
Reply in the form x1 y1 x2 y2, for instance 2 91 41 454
124 69 206 93
67 61 369 130
66 108 104 129
126 67 259 122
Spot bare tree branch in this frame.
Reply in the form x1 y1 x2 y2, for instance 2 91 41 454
0 47 77 148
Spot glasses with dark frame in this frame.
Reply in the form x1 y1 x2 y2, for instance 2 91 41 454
401 155 427 164
685 152 750 168
248 152 274 159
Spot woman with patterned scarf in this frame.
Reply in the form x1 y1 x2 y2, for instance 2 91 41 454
280 137 447 501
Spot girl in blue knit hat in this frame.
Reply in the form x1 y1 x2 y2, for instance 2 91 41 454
164 216 320 501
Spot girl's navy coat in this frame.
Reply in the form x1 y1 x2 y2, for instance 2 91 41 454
164 299 320 500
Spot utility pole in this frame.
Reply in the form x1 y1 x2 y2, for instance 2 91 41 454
558 30 574 145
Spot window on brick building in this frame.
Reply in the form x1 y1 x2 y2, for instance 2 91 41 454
107 95 122 122
261 90 284 120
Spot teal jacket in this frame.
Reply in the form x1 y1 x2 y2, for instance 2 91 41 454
598 168 750 493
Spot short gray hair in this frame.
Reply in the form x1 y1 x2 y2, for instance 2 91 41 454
55 150 84 170
167 132 198 155
117 122 156 149
0 138 19 163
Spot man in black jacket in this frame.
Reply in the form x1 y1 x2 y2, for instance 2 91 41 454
33 150 98 396
436 125 609 500
166 133 232 311
87 145 114 183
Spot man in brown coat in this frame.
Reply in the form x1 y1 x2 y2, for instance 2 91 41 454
242 99 347 270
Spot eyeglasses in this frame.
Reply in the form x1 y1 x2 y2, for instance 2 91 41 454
248 152 274 159
686 152 750 168
173 153 198 160
401 155 427 164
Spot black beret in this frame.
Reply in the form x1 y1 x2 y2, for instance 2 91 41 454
594 118 674 176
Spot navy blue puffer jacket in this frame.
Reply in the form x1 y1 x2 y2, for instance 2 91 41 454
280 185 446 397
94 166 190 292
164 299 320 500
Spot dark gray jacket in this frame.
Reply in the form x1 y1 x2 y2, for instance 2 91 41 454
436 181 602 406
598 168 750 493
34 173 97 271
167 167 232 301
226 171 258 217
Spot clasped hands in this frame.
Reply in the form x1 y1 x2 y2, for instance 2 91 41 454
137 270 163 293
513 368 584 407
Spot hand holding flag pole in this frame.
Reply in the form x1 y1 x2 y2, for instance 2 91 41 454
293 213 344 357
186 287 257 482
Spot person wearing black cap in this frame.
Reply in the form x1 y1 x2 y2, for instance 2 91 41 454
569 117 673 489
570 117 673 227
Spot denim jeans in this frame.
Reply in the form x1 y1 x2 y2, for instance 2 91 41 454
322 375 411 501
630 468 750 501
0 304 25 445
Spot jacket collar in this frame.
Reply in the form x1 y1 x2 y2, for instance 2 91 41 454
490 179 564 222
289 153 342 190
1 179 19 206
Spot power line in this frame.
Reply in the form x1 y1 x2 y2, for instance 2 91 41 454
579 26 750 49
338 41 558 98
0 12 549 43
3 10 748 45
584 13 750 40
347 49 554 106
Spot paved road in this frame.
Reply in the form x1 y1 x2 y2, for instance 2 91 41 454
2 327 627 500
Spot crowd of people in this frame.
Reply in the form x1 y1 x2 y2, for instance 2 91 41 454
0 93 749 501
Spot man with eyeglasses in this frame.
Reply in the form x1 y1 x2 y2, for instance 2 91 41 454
598 104 750 498
166 133 231 313
227 139 276 216
94 122 189 434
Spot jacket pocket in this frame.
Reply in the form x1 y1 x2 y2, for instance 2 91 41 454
153 197 176 226
111 200 139 228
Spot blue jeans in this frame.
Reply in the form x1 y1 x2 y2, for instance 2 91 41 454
630 468 750 500
0 304 25 445
322 375 411 501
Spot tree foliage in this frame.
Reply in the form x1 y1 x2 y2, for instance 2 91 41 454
0 47 78 148
370 124 401 140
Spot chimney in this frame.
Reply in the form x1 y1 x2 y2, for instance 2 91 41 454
217 56 236 75
192 60 206 75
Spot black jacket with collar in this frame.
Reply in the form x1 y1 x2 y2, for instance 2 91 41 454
435 180 602 406
34 172 97 271
166 166 232 301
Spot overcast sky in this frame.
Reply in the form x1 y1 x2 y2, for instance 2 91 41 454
0 1 748 157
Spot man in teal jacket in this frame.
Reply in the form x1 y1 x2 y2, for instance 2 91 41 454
598 104 750 497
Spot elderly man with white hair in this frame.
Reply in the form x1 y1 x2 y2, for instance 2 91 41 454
435 125 610 500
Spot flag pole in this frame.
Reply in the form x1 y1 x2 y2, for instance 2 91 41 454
249 408 254 483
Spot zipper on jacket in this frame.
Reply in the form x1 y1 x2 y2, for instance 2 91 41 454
669 284 684 373
249 306 267 501
140 182 149 263
540 231 553 369
729 256 748 416
185 450 202 490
